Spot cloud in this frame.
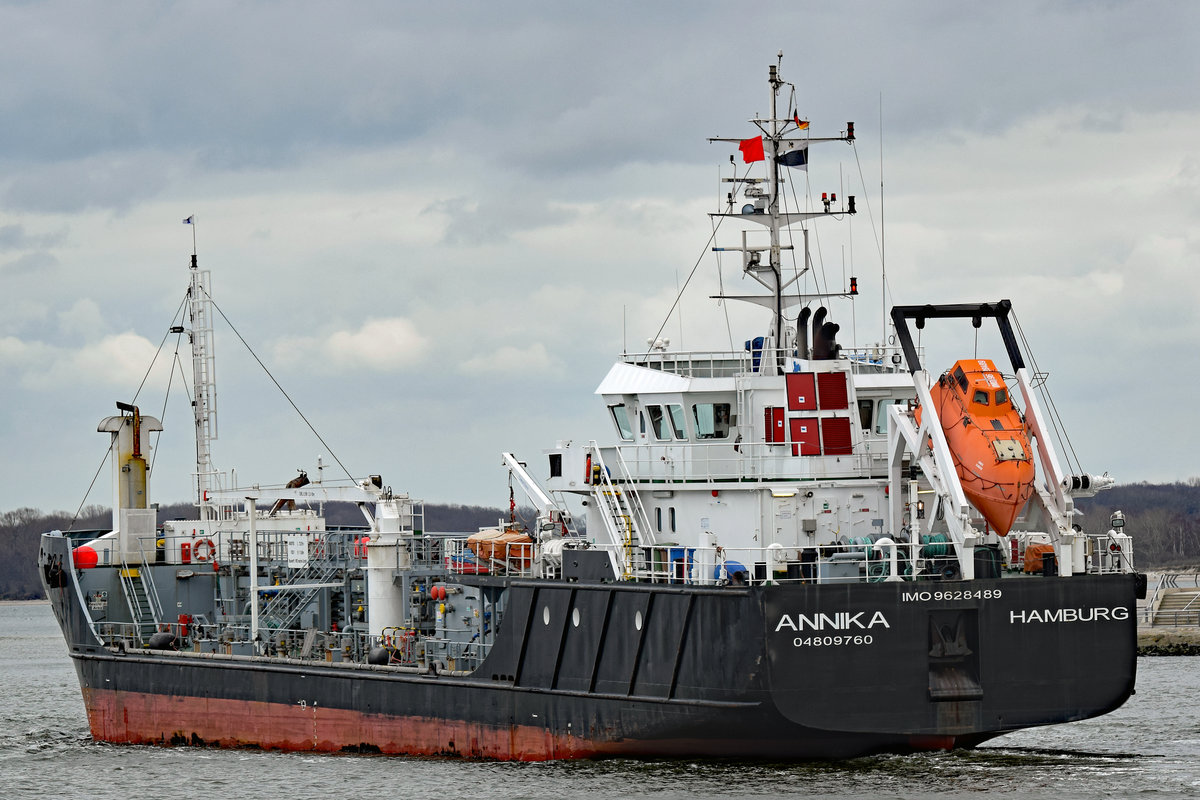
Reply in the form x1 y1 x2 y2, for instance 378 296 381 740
0 331 160 391
274 317 429 372
462 342 558 375
422 195 580 247
57 298 106 338
0 223 67 251
0 250 58 276
0 154 170 214
0 298 49 336
3 2 1200 512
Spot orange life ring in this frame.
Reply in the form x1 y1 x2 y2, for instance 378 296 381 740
193 538 215 562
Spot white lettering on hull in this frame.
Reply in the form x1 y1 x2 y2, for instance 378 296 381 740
775 611 890 632
1009 607 1130 624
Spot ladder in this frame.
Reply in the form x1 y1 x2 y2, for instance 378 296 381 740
587 443 652 579
119 567 160 644
258 563 343 631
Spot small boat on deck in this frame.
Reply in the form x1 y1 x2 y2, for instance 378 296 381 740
917 359 1035 535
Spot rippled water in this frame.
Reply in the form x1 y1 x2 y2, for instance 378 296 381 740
2 602 1197 800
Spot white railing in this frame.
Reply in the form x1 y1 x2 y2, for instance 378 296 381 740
621 344 917 378
603 440 878 484
94 619 493 674
610 539 953 586
1081 534 1135 575
444 536 535 578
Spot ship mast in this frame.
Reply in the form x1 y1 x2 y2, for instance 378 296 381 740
186 253 220 521
709 55 857 376
766 62 785 375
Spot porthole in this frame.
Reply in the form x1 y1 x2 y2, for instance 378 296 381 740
572 608 581 627
635 610 643 631
543 606 550 626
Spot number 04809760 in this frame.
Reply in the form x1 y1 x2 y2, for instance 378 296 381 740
792 634 873 647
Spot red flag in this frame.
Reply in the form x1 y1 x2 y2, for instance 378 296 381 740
738 136 765 163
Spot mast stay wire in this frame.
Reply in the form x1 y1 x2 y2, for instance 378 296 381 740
152 335 181 473
200 287 358 484
1010 311 1083 475
782 160 831 298
65 293 187 530
780 84 830 300
64 442 114 534
130 292 188 406
643 161 748 361
712 170 736 353
150 333 194 476
851 143 894 337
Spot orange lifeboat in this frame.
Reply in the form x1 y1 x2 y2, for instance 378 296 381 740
916 359 1034 535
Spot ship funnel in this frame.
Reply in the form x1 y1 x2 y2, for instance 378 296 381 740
812 308 841 360
796 307 811 359
98 403 163 563
811 307 827 358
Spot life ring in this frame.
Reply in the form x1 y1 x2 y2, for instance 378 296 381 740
192 538 215 562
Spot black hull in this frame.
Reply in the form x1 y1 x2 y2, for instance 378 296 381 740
40 535 1138 760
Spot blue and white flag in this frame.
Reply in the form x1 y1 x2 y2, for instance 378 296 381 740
183 215 194 224
775 145 808 170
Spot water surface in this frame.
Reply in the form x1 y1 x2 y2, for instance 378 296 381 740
2 602 1195 799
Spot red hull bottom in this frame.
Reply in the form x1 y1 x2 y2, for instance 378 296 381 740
83 687 608 760
81 687 970 761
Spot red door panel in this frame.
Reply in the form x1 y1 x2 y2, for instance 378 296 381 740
790 417 821 456
786 373 817 411
821 417 853 455
764 407 785 443
817 372 849 410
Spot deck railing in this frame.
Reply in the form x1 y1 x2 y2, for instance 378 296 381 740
93 619 492 674
620 344 916 378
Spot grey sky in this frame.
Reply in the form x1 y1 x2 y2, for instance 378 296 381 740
1 1 1197 513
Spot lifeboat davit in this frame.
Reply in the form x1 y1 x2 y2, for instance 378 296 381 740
916 359 1035 535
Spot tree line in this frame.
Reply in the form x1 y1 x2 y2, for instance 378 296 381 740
4 481 1199 599
1074 480 1200 569
0 500 537 600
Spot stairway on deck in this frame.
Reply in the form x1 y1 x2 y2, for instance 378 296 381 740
1152 588 1200 626
122 570 158 641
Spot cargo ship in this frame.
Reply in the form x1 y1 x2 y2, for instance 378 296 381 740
39 58 1143 760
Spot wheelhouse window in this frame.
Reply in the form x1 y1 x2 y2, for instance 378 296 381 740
995 389 1008 406
875 399 903 435
973 390 990 406
666 404 687 439
692 402 732 440
857 399 874 430
647 405 669 440
609 404 633 440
